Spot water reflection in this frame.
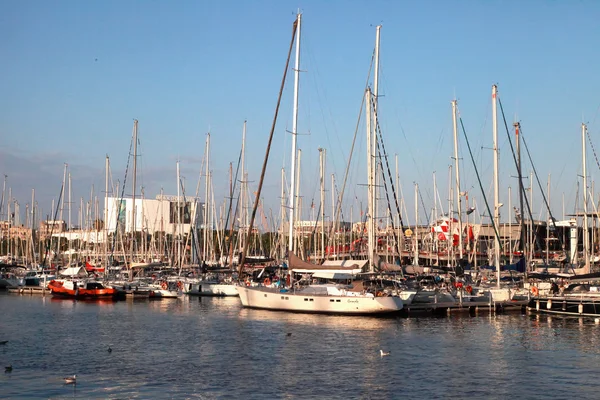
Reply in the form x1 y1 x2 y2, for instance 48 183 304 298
3 293 600 399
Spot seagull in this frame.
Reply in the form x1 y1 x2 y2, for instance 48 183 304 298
5 365 12 373
380 350 390 357
0 340 8 345
63 375 77 384
107 346 112 353
287 333 292 337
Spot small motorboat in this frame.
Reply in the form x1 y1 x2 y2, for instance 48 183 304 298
48 279 120 300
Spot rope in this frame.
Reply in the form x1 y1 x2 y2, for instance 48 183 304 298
457 115 502 252
586 128 600 172
520 129 569 261
109 128 135 264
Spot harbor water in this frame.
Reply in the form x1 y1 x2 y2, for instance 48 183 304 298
2 293 600 399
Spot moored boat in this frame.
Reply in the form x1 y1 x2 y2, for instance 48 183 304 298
48 279 120 299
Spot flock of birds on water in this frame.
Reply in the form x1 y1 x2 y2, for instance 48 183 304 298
2 336 391 385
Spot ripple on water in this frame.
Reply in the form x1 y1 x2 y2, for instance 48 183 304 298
2 293 600 399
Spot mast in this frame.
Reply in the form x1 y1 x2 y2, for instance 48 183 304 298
203 134 210 262
413 183 419 266
294 149 302 255
68 171 72 266
492 85 501 288
515 122 526 274
372 25 381 257
287 12 301 254
131 119 138 275
508 186 513 264
31 189 35 265
366 87 375 271
240 121 247 251
582 123 590 273
177 160 182 268
452 99 463 260
546 174 551 266
280 167 285 260
319 148 326 261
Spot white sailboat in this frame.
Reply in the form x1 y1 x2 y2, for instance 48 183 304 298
236 15 403 315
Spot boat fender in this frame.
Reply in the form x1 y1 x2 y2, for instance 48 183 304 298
161 281 168 290
579 303 584 314
286 275 291 286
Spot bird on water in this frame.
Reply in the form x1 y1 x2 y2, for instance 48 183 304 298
63 375 77 384
380 350 390 357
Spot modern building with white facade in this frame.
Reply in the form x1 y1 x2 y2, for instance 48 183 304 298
104 195 204 235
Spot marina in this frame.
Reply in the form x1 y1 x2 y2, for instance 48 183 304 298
3 2 600 398
2 293 600 399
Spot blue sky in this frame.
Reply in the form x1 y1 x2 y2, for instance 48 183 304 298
1 1 600 228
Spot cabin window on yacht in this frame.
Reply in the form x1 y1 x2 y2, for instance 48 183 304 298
336 300 341 302
304 298 308 301
264 294 267 297
330 299 334 302
309 299 314 302
285 297 289 300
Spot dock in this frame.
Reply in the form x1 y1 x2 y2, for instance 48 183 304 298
401 299 529 316
7 286 50 295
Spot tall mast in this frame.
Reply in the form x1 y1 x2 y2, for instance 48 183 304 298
582 123 590 273
372 25 382 271
508 186 513 264
319 147 326 261
287 12 301 253
492 85 501 288
68 171 72 266
177 160 181 268
31 189 35 264
104 155 109 272
280 167 285 260
452 99 463 260
294 148 302 254
514 122 527 272
203 133 210 262
413 183 419 266
131 120 138 273
240 121 247 251
366 87 375 271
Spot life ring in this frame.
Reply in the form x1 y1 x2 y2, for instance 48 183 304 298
531 286 539 296
161 281 168 290
177 281 183 289
245 280 251 287
465 285 473 294
455 282 464 289
376 291 384 297
264 278 271 286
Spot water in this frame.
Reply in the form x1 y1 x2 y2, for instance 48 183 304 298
1 293 600 399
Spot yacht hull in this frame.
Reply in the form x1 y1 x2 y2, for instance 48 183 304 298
237 286 403 314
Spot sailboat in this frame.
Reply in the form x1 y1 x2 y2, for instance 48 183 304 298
236 15 403 315
528 123 600 316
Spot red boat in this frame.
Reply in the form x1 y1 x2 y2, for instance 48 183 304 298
48 279 119 299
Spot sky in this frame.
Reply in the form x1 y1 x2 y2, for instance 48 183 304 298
2 0 600 229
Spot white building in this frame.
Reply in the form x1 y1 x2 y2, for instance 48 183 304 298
105 195 204 235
